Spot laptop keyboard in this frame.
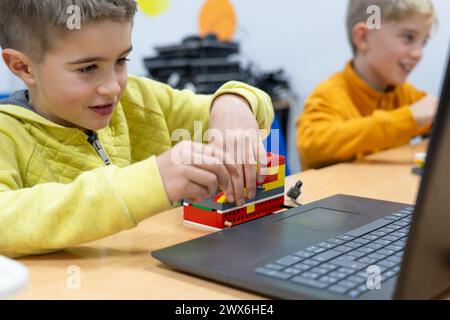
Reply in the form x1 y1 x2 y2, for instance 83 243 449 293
254 206 414 298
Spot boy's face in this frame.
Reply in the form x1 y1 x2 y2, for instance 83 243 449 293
29 20 132 131
358 14 432 89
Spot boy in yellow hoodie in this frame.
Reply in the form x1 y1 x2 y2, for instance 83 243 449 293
296 0 438 170
0 0 274 257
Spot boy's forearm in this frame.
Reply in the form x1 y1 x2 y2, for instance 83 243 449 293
209 94 255 126
0 159 171 258
212 81 274 132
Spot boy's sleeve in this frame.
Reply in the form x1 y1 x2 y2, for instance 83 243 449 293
0 134 171 258
296 94 427 169
147 79 274 141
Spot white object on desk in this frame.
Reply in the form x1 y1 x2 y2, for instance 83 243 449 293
0 256 29 298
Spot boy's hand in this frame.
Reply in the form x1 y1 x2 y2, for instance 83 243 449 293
410 95 438 128
156 141 238 204
208 94 268 206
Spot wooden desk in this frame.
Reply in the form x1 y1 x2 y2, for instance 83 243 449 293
16 142 449 299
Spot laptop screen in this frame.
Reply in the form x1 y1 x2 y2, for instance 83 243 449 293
395 48 450 299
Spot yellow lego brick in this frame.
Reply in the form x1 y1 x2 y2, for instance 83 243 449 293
262 165 285 191
216 195 226 203
247 203 255 214
217 189 247 203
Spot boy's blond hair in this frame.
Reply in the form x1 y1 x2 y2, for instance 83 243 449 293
0 0 137 63
346 0 437 54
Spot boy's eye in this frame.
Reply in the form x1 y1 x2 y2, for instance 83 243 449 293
402 33 416 43
77 58 129 73
116 58 130 66
79 65 97 73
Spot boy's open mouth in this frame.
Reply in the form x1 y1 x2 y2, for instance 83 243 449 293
89 103 115 116
399 62 414 74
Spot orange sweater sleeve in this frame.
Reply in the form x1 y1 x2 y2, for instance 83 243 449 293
296 87 427 169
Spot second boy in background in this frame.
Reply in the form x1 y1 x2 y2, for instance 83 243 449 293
297 0 438 170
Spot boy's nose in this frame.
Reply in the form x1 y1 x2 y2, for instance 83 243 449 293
97 74 122 97
410 46 423 61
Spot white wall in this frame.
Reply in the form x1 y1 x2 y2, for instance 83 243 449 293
2 0 449 171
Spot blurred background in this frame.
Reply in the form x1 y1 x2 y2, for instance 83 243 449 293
1 0 449 173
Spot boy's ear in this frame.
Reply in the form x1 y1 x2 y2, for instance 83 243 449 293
352 22 370 54
2 49 37 86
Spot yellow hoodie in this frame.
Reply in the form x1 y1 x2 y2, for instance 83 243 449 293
296 61 430 170
0 75 274 257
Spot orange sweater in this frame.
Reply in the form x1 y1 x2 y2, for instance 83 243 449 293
296 61 430 170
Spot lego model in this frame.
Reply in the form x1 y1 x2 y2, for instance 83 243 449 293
183 153 285 230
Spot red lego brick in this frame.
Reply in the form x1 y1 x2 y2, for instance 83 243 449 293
221 196 284 227
184 195 285 229
213 192 225 202
266 153 285 167
259 173 278 185
184 205 224 229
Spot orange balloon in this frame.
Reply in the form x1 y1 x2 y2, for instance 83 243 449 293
199 0 237 41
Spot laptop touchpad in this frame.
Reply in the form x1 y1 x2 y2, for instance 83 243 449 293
274 207 367 232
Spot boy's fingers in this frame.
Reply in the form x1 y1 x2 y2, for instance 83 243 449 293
189 141 239 176
186 141 236 202
230 165 245 206
185 165 219 197
256 140 268 183
198 142 240 203
185 182 209 203
244 163 257 199
192 153 234 201
188 141 248 205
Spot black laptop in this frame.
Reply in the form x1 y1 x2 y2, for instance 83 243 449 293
151 51 450 300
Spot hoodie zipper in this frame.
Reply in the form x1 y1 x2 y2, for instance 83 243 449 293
86 131 111 166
